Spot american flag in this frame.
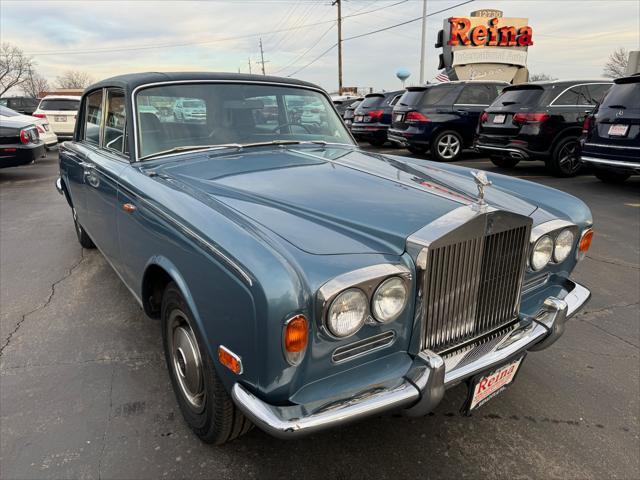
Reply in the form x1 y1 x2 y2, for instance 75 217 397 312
435 70 450 83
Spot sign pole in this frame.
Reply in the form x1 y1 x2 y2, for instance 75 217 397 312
419 0 427 84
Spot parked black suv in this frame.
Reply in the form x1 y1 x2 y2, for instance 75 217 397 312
350 90 404 146
579 74 640 183
0 96 41 115
343 99 362 128
475 80 612 176
388 81 506 161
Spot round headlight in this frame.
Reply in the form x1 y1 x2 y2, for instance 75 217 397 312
531 235 553 271
553 229 574 263
327 288 367 338
372 277 408 323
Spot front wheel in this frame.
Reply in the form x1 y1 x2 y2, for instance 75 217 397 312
594 169 631 183
431 130 463 162
161 282 252 444
490 155 520 169
546 137 582 177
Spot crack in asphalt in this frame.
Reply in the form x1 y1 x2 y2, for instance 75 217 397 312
0 355 163 373
575 302 640 318
98 364 115 480
574 302 640 349
0 248 86 359
585 254 640 270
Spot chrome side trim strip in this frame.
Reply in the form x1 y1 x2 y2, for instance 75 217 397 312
581 156 640 168
548 82 611 106
583 142 640 151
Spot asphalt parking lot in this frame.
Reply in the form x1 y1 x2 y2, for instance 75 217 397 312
1 148 638 480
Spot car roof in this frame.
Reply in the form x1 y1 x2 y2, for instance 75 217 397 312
527 79 612 87
614 73 640 84
85 72 324 96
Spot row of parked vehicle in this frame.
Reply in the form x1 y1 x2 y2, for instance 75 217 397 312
335 74 639 182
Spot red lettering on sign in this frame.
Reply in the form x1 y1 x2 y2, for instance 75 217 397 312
478 378 488 392
471 25 488 45
488 18 500 46
449 17 471 46
518 26 534 46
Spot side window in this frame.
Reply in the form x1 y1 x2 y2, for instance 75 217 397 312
586 84 611 105
104 89 127 154
553 87 580 106
84 90 103 145
455 84 494 105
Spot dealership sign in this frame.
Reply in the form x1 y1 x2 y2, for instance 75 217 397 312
436 10 532 83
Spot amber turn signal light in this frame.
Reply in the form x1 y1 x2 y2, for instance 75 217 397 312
577 228 593 261
218 345 243 375
284 315 308 353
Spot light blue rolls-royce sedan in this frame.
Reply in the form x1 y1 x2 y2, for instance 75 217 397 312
56 72 592 444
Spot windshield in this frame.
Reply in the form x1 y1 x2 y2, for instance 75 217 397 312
39 98 80 111
136 83 353 158
601 83 640 109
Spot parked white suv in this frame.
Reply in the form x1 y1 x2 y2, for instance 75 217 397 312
33 96 81 139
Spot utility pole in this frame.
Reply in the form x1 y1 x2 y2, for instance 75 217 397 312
259 38 267 75
248 57 252 74
332 0 343 94
419 0 427 84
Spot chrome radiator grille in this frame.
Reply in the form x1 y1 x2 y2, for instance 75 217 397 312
421 225 529 353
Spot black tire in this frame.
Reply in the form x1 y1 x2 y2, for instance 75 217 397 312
431 130 463 162
161 282 252 444
490 155 520 168
546 137 582 177
407 145 426 155
368 137 386 147
594 169 631 184
72 207 95 249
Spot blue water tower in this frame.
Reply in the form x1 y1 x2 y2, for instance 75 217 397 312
396 68 411 87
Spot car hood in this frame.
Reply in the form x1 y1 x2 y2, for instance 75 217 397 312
152 146 538 255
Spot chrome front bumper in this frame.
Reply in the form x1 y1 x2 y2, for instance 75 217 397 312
232 279 590 439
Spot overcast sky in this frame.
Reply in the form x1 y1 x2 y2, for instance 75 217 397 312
1 0 639 92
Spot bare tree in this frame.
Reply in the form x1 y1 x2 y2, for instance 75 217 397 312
603 48 629 78
55 70 93 89
0 43 34 96
22 70 49 98
529 72 557 82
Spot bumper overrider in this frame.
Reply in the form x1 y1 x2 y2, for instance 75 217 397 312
232 279 590 438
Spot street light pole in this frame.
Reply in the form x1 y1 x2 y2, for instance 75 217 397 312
419 0 427 84
333 0 343 94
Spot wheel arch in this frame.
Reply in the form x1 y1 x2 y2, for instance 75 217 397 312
550 126 582 155
59 177 74 208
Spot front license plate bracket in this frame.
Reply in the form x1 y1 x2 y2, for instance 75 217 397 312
461 353 526 415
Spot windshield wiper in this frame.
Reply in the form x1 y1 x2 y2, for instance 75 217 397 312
606 104 626 109
141 144 242 160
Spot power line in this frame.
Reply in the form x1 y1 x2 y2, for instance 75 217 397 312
285 0 475 77
271 22 336 74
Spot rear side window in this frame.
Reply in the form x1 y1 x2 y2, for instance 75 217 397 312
421 85 456 106
553 85 595 106
84 91 103 145
39 99 80 111
455 84 496 105
600 83 640 109
104 89 127 154
586 84 611 104
359 95 384 108
492 88 543 106
397 90 425 106
388 94 402 106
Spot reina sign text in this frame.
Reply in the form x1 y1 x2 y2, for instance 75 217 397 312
448 17 534 47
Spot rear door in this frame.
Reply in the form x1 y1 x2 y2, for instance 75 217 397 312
453 83 499 142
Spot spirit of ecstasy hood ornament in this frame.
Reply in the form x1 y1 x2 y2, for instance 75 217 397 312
472 170 492 205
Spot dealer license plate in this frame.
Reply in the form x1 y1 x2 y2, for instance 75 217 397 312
54 115 67 122
493 114 506 124
395 113 404 122
608 124 629 137
355 115 364 122
464 355 525 413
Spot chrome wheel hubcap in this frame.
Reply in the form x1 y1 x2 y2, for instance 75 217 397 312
437 134 460 159
168 310 205 412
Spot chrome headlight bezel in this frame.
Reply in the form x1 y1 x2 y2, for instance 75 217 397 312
530 234 554 271
528 220 579 271
317 264 412 340
553 228 575 263
326 288 368 338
